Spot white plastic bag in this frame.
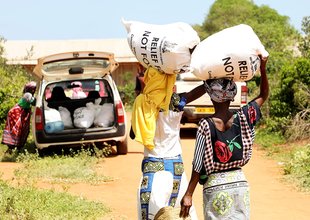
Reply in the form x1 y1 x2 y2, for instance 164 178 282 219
190 24 269 81
44 107 64 133
58 106 73 129
73 102 96 128
122 19 200 74
44 107 62 123
94 103 114 127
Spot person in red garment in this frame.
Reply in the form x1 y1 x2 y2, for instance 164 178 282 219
1 81 37 153
180 55 269 219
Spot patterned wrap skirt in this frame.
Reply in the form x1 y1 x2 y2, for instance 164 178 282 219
1 104 31 149
203 169 250 220
137 155 198 220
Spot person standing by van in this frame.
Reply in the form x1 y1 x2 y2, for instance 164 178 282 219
1 81 37 153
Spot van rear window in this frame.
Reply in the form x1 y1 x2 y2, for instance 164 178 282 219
45 79 110 101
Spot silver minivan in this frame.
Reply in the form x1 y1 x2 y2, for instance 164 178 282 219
31 51 128 154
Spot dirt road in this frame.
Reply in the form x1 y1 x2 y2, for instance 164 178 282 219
97 112 310 220
93 126 310 220
1 113 310 219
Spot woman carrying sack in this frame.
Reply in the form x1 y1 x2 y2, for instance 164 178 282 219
180 56 269 219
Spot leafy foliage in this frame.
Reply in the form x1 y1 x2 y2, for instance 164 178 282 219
298 16 310 59
0 38 35 127
117 71 135 110
196 0 298 52
194 1 309 141
285 109 310 141
283 144 310 191
270 58 310 117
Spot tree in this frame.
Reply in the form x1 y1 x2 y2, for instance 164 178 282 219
0 36 34 127
194 0 299 96
299 16 310 59
196 0 298 52
192 0 309 137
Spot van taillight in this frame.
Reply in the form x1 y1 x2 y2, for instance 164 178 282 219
241 85 248 104
35 107 44 130
116 101 125 124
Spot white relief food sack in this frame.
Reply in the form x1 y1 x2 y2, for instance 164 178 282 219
190 24 269 81
122 19 200 74
73 102 96 128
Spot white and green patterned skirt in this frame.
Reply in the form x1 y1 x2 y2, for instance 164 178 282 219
203 169 250 220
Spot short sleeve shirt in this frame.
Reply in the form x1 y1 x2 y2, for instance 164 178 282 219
192 101 261 173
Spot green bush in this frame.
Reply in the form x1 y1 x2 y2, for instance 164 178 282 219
0 65 33 123
283 144 310 191
0 38 36 128
255 127 285 149
117 72 135 110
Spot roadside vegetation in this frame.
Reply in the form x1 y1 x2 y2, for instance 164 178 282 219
255 129 310 192
0 178 110 220
13 147 113 185
0 0 309 218
194 0 309 192
117 71 135 111
0 144 113 219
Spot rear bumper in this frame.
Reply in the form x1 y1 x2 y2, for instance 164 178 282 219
34 124 126 149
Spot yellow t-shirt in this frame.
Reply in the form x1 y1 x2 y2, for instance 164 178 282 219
131 67 176 150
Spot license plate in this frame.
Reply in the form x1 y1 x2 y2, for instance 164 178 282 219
195 107 215 114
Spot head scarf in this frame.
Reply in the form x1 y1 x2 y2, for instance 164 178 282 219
23 81 37 94
18 92 34 109
204 79 237 103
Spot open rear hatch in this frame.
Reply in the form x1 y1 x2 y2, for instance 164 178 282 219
33 51 119 81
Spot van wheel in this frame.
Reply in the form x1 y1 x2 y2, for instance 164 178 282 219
117 137 128 155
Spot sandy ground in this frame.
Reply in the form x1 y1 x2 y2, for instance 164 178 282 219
1 113 310 219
